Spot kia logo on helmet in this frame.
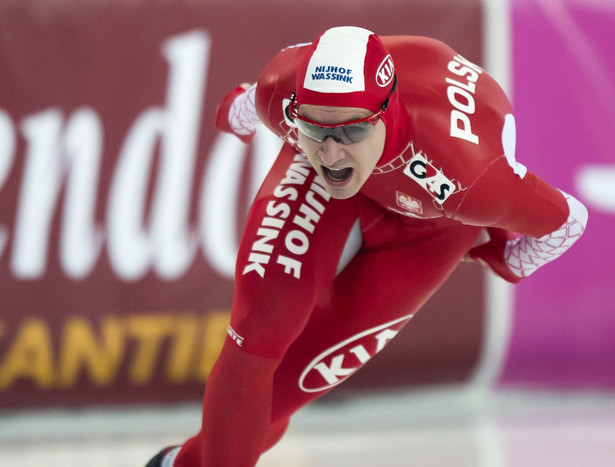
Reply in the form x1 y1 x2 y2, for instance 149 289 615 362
376 55 395 87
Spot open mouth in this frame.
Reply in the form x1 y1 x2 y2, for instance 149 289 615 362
322 166 353 185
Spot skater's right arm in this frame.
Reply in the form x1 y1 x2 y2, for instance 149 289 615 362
201 46 349 463
214 42 311 146
200 341 279 467
195 146 340 465
214 83 260 143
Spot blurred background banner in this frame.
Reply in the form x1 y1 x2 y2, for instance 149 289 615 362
500 0 615 388
0 0 487 409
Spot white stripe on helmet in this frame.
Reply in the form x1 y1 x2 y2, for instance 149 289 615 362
302 26 373 94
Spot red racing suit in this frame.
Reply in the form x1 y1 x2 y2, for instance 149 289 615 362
174 36 587 467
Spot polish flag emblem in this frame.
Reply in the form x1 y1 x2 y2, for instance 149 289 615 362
396 191 423 215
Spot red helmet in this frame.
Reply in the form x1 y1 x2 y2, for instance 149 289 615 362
295 26 396 113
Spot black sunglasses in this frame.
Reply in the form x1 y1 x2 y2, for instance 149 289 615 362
287 75 397 145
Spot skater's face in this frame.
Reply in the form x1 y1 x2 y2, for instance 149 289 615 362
295 105 386 200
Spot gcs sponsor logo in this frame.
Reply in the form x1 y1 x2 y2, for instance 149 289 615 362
403 152 456 204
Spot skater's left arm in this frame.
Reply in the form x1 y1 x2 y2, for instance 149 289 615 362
468 191 587 282
461 162 588 283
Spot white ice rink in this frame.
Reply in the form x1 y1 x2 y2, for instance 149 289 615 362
2 387 615 467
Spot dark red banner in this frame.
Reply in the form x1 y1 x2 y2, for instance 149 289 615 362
0 0 484 408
